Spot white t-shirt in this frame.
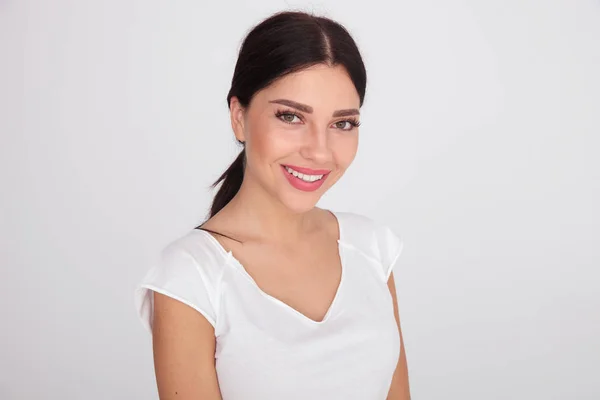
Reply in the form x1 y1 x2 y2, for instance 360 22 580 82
135 210 404 400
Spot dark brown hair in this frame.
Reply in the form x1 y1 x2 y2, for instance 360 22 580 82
204 10 367 221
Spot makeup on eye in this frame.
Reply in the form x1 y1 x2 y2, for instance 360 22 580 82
274 109 361 131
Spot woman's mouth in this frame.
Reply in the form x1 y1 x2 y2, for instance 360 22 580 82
280 164 330 192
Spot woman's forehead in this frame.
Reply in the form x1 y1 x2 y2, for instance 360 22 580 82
254 65 360 109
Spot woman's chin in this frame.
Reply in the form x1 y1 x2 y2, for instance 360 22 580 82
278 192 324 214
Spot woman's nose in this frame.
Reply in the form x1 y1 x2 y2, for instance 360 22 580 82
299 125 333 163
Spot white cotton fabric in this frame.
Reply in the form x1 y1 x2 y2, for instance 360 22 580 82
135 210 404 400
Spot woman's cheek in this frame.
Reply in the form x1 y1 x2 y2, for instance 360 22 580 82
333 132 359 167
263 124 304 153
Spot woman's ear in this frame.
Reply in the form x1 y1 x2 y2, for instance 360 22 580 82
229 96 246 143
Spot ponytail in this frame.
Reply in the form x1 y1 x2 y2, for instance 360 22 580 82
207 145 246 218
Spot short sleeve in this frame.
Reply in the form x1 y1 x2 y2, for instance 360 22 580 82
332 211 404 282
374 222 404 281
134 241 222 334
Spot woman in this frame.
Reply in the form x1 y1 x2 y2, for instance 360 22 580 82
135 10 410 400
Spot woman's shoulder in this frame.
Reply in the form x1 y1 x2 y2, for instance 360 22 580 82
162 228 230 270
331 209 404 280
331 209 401 242
150 228 233 292
134 229 229 333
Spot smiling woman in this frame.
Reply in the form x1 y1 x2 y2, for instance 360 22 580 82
134 10 410 400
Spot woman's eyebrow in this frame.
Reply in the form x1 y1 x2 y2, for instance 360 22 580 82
268 99 359 117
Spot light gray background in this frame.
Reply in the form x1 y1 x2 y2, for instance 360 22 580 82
1 0 598 399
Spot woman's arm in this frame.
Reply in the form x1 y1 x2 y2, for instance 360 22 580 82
151 291 223 400
386 272 411 400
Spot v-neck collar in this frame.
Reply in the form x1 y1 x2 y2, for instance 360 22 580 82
196 209 345 325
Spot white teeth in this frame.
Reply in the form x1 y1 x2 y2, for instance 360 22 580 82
285 166 324 182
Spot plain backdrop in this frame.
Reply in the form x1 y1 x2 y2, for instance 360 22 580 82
1 0 598 399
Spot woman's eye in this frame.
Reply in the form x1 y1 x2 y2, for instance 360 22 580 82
333 120 359 131
334 121 350 130
279 113 301 124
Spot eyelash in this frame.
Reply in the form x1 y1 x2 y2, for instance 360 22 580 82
274 109 361 130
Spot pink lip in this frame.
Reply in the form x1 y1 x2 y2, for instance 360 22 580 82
280 165 330 192
282 164 331 175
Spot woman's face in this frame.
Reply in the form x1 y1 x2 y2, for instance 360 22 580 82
230 64 360 213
